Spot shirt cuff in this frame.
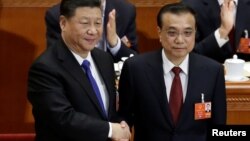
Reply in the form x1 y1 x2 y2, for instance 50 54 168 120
215 29 229 48
108 36 121 56
108 122 112 138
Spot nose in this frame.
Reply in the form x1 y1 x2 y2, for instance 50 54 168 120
175 33 185 43
87 25 98 35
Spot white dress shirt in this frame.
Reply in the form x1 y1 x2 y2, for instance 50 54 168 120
162 49 189 102
71 51 109 111
71 51 113 137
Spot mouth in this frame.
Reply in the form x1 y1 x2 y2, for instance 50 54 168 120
173 46 185 50
85 38 97 44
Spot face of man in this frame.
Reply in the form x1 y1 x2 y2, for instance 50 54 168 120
60 7 103 55
158 12 196 64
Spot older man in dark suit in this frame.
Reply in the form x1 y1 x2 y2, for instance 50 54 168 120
28 0 130 140
45 0 138 62
118 3 226 141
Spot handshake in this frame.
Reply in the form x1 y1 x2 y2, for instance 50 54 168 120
111 121 131 141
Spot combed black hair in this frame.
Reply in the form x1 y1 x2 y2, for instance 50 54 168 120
157 2 196 28
60 0 102 18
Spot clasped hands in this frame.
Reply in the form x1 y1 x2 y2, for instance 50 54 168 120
111 120 131 141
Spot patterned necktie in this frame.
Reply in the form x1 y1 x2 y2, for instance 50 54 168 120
169 67 183 125
81 60 107 117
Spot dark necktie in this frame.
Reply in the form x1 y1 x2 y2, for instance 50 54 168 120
169 67 183 125
229 27 236 52
228 1 236 52
81 60 107 117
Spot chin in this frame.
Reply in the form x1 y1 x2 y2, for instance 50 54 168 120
174 52 188 58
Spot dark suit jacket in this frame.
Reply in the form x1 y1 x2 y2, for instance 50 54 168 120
118 50 226 141
28 38 118 141
45 0 138 62
182 0 250 63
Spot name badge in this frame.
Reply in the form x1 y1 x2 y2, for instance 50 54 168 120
237 29 250 54
194 102 211 120
237 38 250 54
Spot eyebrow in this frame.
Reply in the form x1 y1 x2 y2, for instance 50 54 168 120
165 27 194 30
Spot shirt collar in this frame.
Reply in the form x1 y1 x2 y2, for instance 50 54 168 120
71 51 93 66
162 49 189 75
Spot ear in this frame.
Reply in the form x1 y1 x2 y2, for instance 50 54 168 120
59 15 67 31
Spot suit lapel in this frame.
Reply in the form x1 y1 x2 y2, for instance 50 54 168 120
176 53 206 128
144 50 174 127
57 40 107 119
91 49 115 118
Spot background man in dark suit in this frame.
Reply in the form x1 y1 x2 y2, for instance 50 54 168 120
45 0 138 62
28 0 130 140
182 0 250 63
118 3 226 141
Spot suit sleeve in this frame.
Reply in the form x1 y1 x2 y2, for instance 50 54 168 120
193 31 232 63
